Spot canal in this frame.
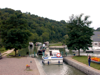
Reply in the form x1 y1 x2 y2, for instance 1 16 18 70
36 56 86 75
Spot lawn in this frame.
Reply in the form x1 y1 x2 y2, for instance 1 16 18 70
6 46 37 57
72 56 100 70
0 47 7 53
49 43 63 46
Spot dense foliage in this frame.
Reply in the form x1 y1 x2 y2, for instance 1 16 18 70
66 14 94 56
0 12 31 56
0 8 67 45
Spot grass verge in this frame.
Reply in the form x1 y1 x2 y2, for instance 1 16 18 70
72 56 100 70
7 50 21 58
0 47 7 53
7 46 37 58
49 43 62 46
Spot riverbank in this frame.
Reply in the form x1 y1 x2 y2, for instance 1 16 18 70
34 58 47 75
63 56 100 75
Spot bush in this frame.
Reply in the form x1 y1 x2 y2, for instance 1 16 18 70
0 47 6 53
0 47 6 51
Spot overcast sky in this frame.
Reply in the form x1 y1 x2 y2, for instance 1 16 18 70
0 0 100 29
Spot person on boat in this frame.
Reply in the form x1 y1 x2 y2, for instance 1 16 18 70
88 55 91 66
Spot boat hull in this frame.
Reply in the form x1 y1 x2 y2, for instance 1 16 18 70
42 57 63 65
91 60 100 64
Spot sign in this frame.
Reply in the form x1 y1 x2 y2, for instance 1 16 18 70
56 53 61 57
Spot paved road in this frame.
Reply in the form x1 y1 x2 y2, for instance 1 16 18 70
0 57 40 75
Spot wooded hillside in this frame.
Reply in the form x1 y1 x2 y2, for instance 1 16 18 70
0 8 67 45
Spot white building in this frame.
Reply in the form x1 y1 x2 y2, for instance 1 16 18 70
91 31 100 50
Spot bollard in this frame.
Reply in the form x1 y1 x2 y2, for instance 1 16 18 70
29 52 30 57
73 54 75 56
42 60 43 63
43 52 45 56
48 61 49 65
58 61 60 64
66 52 67 56
34 52 36 57
61 51 63 56
30 61 32 63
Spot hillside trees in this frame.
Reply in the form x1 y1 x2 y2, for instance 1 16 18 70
0 8 68 43
0 12 31 56
66 14 94 56
41 32 49 42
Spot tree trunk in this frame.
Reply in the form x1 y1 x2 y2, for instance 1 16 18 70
14 48 17 56
78 49 80 56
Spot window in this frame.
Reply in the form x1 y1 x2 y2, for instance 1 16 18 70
54 54 56 56
95 43 97 45
50 51 53 56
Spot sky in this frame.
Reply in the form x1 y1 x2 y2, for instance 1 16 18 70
0 0 100 29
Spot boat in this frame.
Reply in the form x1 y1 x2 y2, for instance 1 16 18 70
91 60 100 64
65 45 69 52
37 45 47 55
91 57 100 64
42 48 63 65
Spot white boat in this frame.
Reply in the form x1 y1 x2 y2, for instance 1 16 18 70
65 45 69 52
37 46 47 55
42 48 63 65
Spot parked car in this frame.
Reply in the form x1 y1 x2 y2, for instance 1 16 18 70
0 52 2 59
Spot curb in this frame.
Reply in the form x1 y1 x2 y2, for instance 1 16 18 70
63 57 100 75
34 58 47 75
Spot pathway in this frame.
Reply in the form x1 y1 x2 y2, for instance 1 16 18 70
1 49 14 57
0 57 40 75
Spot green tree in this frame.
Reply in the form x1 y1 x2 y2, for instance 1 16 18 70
66 14 94 56
29 33 39 43
0 8 69 43
0 12 31 56
41 32 49 43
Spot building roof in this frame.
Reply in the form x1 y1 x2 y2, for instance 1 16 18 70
92 31 100 42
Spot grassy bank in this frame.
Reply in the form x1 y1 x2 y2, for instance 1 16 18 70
49 43 63 46
72 56 100 70
6 46 37 57
0 47 6 53
17 46 37 56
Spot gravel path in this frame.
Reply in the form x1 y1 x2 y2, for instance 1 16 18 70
0 57 40 75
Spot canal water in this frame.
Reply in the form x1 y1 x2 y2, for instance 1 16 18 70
36 56 86 75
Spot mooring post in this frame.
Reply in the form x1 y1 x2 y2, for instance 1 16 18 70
34 52 36 57
66 52 67 56
61 51 63 56
43 52 45 56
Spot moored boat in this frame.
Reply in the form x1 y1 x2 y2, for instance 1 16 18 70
42 48 63 65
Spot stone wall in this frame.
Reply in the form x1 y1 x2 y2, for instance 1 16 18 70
63 57 100 75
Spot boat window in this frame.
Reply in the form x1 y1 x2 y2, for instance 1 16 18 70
45 54 48 57
40 46 46 50
40 46 42 49
50 51 53 56
54 54 56 56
